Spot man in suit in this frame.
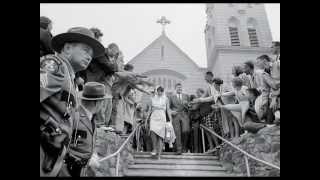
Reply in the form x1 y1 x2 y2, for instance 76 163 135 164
169 83 190 154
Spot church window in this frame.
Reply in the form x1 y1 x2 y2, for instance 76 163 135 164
248 28 259 47
158 77 161 86
152 78 156 85
247 18 259 47
229 27 240 46
168 79 172 89
228 17 241 46
163 77 166 88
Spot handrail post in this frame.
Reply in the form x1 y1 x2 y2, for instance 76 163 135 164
115 153 120 176
244 155 251 177
201 127 205 153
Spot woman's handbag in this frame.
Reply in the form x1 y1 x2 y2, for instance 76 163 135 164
164 122 176 147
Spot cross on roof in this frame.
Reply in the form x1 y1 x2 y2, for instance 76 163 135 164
157 16 170 34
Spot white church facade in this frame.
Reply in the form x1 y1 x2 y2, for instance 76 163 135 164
128 17 207 95
205 3 275 88
128 3 276 98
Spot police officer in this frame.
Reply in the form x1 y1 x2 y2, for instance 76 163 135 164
58 82 111 177
40 27 104 177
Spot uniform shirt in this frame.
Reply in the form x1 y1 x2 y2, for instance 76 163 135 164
40 54 79 141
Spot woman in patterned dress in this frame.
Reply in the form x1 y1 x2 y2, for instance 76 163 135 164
146 86 173 156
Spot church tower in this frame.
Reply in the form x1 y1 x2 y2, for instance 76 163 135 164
205 3 274 87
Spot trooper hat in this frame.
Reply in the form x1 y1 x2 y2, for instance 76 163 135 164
79 82 112 100
51 27 105 58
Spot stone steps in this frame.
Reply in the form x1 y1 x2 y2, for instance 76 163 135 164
124 168 233 177
134 158 222 165
134 153 219 160
124 152 234 177
128 164 225 171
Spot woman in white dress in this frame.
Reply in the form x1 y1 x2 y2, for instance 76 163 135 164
147 86 173 156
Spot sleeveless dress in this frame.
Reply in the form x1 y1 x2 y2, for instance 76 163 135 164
150 95 167 139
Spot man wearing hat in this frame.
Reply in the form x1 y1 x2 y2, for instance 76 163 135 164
40 27 104 176
58 82 110 177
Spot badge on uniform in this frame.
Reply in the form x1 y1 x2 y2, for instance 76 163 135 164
40 57 59 74
40 71 48 88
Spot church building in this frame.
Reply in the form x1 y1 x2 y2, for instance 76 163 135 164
128 3 276 100
127 16 207 96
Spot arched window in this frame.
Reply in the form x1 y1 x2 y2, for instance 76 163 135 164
168 79 172 89
247 18 259 47
158 77 161 86
228 17 240 46
163 77 166 89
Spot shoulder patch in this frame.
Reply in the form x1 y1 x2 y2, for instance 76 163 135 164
40 56 60 73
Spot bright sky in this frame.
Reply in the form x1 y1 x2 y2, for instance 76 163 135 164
40 3 280 68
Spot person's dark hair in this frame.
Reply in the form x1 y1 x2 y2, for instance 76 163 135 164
190 94 196 101
257 54 271 62
231 77 243 87
246 88 261 98
205 71 214 77
244 61 254 70
175 83 182 88
40 16 52 30
124 64 134 71
90 27 103 39
196 88 205 94
213 77 223 85
232 65 243 77
157 86 164 92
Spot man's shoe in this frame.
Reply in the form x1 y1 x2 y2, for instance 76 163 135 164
176 150 182 155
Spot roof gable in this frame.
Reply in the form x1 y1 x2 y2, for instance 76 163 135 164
128 33 201 70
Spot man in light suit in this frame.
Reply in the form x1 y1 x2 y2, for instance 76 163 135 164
169 83 190 154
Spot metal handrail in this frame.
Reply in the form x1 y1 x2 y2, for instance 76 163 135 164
200 124 280 177
98 122 141 176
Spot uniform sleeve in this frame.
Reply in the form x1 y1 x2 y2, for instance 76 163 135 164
40 58 65 103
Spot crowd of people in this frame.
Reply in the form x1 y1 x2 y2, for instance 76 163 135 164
40 16 280 177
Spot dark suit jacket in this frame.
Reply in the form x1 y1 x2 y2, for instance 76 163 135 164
169 93 190 113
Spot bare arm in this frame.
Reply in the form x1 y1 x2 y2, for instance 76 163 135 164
129 83 151 95
221 91 235 97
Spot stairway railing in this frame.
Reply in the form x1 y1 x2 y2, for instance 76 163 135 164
98 122 142 176
200 124 280 177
